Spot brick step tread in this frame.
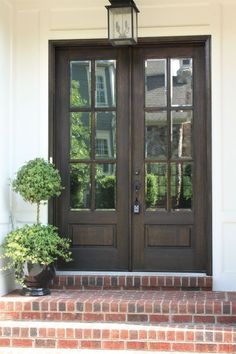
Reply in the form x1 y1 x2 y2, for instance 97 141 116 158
0 290 235 324
52 274 212 290
0 321 235 352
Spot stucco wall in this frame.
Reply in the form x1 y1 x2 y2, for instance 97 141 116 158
3 0 236 291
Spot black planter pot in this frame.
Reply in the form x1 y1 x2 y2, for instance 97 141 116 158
21 263 55 296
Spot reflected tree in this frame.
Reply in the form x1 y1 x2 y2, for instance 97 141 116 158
70 81 90 209
70 80 90 160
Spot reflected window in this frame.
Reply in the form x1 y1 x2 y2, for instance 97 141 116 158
95 60 116 108
145 59 167 107
95 112 116 160
171 58 193 107
96 138 109 157
96 73 108 106
70 61 91 108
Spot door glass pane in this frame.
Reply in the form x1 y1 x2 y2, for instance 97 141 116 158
70 61 91 107
95 164 116 210
145 112 167 160
145 59 167 107
95 60 116 108
171 110 192 159
95 112 116 160
70 112 91 160
145 163 167 210
70 164 91 210
171 162 192 210
171 58 192 107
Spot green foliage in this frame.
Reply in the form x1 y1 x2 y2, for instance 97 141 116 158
182 164 192 201
70 164 90 209
70 80 90 160
70 79 87 107
12 158 63 205
0 224 72 286
70 113 90 160
96 175 116 209
145 174 158 208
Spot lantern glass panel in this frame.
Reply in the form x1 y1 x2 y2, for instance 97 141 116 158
109 7 132 40
132 7 137 42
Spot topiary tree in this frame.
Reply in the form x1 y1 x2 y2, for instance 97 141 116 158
0 158 72 291
12 158 63 224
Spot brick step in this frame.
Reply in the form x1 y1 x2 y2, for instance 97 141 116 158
0 351 214 354
1 290 236 325
51 273 212 291
0 350 199 354
0 320 235 352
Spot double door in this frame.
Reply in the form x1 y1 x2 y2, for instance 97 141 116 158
53 39 210 272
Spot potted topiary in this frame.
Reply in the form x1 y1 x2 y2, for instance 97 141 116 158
0 158 72 296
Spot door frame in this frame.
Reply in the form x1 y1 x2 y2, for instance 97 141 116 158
48 36 212 275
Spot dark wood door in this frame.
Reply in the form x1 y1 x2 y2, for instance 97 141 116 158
52 38 211 273
54 46 130 270
132 44 209 272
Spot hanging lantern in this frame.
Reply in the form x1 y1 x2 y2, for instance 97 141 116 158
106 0 139 46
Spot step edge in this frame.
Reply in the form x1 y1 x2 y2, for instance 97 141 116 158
56 271 209 277
0 320 235 331
0 349 208 354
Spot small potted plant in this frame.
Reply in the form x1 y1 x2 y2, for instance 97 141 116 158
0 158 72 296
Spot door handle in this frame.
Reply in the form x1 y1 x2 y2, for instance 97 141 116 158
133 181 141 214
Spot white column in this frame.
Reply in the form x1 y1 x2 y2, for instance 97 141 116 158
0 0 15 295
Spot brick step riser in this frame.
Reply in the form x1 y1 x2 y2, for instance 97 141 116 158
0 294 235 325
51 275 212 291
0 311 235 325
0 325 236 353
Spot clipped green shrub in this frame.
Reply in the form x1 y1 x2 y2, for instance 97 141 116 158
12 158 63 223
96 175 116 209
1 224 72 286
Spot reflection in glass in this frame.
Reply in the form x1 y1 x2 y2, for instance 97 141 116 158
171 58 192 107
145 163 167 210
95 112 116 160
70 113 91 160
95 164 116 209
145 112 167 159
70 164 91 210
145 59 167 107
171 110 192 159
70 61 91 107
171 163 192 210
95 60 116 108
